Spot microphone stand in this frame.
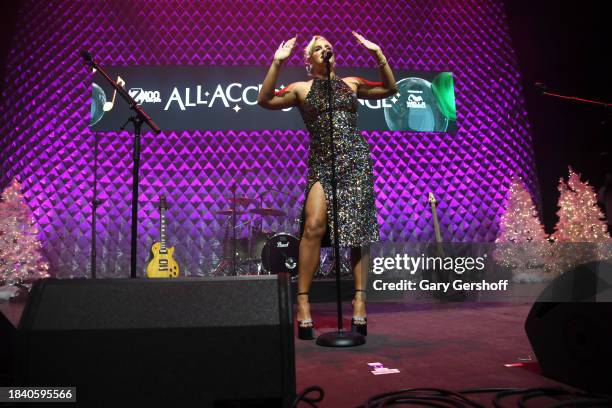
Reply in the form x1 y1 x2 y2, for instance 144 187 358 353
316 58 365 347
232 181 237 276
535 83 612 109
90 132 103 278
535 83 612 171
81 51 161 279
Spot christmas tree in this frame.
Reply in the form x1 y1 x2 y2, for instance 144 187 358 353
550 168 611 273
494 177 552 282
0 178 49 285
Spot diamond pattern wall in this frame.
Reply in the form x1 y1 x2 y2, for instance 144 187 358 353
0 0 537 278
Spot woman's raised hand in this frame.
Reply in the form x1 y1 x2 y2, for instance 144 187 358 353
274 36 298 62
352 31 381 54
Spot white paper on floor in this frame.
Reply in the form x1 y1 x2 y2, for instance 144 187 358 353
368 362 400 375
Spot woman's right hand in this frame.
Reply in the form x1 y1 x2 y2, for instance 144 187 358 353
273 36 297 62
259 36 299 109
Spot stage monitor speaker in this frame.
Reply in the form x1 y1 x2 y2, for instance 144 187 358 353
15 275 295 407
524 260 612 393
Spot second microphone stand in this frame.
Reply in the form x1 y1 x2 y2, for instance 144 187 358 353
90 132 103 278
316 59 365 347
81 51 161 279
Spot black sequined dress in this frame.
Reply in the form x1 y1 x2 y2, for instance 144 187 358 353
299 77 379 247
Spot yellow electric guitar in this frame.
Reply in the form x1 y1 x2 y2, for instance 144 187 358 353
146 195 180 278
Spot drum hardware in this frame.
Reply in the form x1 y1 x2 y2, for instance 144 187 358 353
212 181 255 276
225 196 258 206
213 184 298 276
291 217 302 237
215 209 246 216
244 189 289 274
259 187 300 236
212 168 259 275
249 208 287 217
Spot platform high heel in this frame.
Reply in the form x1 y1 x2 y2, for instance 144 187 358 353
297 292 315 340
351 289 367 336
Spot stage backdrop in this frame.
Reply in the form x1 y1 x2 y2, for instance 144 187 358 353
0 0 538 278
89 66 458 133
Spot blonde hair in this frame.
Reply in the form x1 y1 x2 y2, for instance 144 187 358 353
303 35 331 75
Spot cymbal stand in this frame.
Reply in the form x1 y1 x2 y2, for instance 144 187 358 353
212 215 251 276
243 191 265 276
211 183 239 276
212 218 231 276
247 216 256 275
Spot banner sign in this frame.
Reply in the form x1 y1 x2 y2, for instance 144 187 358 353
90 66 456 133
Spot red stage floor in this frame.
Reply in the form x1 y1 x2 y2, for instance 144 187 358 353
294 301 569 407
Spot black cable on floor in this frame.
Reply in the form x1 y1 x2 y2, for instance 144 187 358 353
360 388 486 408
491 387 566 408
292 385 325 408
488 387 612 408
359 386 612 407
460 388 523 395
546 398 612 407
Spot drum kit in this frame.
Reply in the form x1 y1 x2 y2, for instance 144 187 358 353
211 183 301 276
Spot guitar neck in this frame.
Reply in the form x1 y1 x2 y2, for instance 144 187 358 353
431 202 443 243
160 207 167 253
428 193 443 244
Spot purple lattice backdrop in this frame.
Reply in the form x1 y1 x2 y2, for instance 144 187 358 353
0 0 537 278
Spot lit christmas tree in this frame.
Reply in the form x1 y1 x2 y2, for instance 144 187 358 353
0 178 49 286
494 177 553 282
550 168 611 273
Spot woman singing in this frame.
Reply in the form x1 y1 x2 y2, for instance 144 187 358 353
258 32 397 339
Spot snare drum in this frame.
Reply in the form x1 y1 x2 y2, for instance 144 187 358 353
261 233 300 275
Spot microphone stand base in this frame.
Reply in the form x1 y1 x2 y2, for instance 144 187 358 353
316 330 366 347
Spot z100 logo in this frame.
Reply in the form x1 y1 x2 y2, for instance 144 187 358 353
128 88 162 104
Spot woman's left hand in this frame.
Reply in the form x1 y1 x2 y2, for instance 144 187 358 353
352 31 381 54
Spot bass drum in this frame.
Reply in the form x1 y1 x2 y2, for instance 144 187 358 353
261 233 300 276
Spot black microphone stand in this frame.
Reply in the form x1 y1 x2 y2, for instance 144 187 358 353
316 58 365 347
90 132 103 278
535 83 612 109
81 51 161 279
232 181 237 276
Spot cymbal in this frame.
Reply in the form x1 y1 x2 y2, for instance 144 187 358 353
215 209 246 216
249 208 286 217
225 196 257 206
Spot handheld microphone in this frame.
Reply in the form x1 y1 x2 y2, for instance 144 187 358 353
322 49 333 62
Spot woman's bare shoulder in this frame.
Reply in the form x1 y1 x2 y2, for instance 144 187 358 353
341 77 360 92
292 80 312 91
290 80 314 98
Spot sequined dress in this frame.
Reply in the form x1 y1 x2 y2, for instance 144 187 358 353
299 77 379 247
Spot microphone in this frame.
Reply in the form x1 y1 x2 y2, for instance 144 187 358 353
80 50 94 67
322 49 333 62
534 82 547 91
